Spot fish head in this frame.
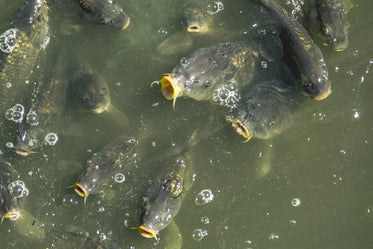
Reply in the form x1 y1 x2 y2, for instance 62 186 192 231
15 124 42 156
184 6 209 33
74 165 110 202
74 70 111 113
0 187 21 222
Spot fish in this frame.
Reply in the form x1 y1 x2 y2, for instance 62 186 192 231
72 64 111 114
256 0 331 100
74 136 139 203
138 156 192 240
184 0 222 33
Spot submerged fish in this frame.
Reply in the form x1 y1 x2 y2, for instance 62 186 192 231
157 42 264 108
184 0 224 33
74 136 138 203
307 0 350 51
0 158 22 223
231 78 306 141
72 64 110 114
256 0 331 100
138 156 192 240
0 0 50 113
15 56 69 156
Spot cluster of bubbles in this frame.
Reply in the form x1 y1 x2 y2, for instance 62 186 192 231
0 28 18 53
195 189 214 205
8 180 29 198
212 81 241 109
44 132 58 146
192 228 208 241
62 194 81 208
5 104 25 123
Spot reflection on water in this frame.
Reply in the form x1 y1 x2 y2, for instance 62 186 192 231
1 0 373 248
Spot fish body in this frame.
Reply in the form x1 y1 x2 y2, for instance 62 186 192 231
232 79 305 141
257 0 331 100
138 157 192 239
307 0 350 51
0 0 50 112
72 64 110 114
15 57 69 156
159 42 263 107
0 158 22 222
74 136 138 201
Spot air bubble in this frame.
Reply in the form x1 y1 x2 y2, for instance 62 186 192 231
13 104 24 113
192 229 208 241
6 142 14 148
99 233 107 240
26 110 39 125
44 133 58 146
291 198 301 207
8 180 29 198
12 111 23 123
5 109 14 120
114 173 125 183
195 189 214 205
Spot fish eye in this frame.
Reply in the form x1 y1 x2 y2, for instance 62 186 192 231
37 14 44 22
321 25 329 35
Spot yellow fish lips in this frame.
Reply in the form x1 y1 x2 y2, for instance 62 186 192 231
121 17 130 30
137 225 158 240
1 210 21 223
232 120 253 142
313 83 332 100
187 24 202 32
14 147 36 157
160 75 183 109
74 183 89 203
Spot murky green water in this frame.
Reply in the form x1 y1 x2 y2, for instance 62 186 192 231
1 0 373 248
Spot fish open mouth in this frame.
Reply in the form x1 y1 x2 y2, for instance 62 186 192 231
137 225 158 240
1 210 21 223
187 24 201 32
92 104 109 114
313 83 332 100
232 120 252 142
74 183 89 203
160 74 182 109
15 147 33 157
121 17 130 30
